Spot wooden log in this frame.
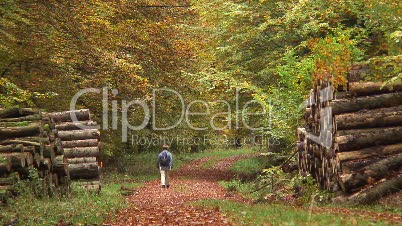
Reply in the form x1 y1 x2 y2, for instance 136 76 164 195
61 139 99 148
39 158 51 171
0 153 26 168
24 152 34 166
0 157 11 174
68 163 99 179
15 165 33 179
53 155 68 176
42 145 56 160
0 114 42 122
0 123 42 139
0 144 23 153
331 93 402 115
50 109 91 123
341 158 383 174
0 107 19 118
336 106 402 130
0 172 20 186
55 146 63 155
67 157 97 164
0 137 49 146
57 130 100 141
349 82 402 96
337 143 402 162
0 121 33 127
52 173 59 188
19 108 40 116
339 153 402 192
336 127 402 152
64 147 99 158
335 91 351 99
336 175 402 205
55 121 98 131
33 152 42 167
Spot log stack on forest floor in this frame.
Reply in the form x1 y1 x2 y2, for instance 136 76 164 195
0 107 67 203
0 108 101 203
298 80 402 204
50 110 101 191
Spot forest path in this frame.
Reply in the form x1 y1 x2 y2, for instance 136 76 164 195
105 153 257 226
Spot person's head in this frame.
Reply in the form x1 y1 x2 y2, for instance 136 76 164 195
162 144 169 150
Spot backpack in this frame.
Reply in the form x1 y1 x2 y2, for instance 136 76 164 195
159 151 171 167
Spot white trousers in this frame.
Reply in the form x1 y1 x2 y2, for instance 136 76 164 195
160 170 170 186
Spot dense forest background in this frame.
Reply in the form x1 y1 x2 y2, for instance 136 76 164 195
1 0 401 156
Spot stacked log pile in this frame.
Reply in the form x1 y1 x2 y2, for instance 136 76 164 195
49 110 101 191
0 108 102 203
0 108 65 202
299 80 402 203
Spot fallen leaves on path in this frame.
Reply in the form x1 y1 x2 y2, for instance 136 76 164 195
105 153 255 225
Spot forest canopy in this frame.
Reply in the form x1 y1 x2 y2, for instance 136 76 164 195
1 0 401 155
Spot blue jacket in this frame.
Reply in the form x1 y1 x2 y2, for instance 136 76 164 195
157 150 173 170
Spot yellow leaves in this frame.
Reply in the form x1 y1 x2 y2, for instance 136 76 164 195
309 35 352 87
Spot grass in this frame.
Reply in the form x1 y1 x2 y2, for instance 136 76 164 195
0 182 142 225
200 148 259 169
193 199 399 226
229 156 266 174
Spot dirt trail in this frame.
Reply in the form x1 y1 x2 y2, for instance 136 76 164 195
106 153 255 226
105 153 402 225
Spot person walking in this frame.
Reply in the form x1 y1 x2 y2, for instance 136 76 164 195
157 144 173 188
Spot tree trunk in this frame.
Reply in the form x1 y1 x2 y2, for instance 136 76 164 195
64 147 99 158
0 114 42 122
0 107 19 118
337 143 402 162
349 82 402 96
23 146 37 154
57 130 100 141
341 158 383 174
24 152 34 166
0 137 49 146
340 174 402 205
39 158 51 171
0 144 23 153
339 153 402 192
0 153 26 168
0 121 33 127
331 93 402 115
50 109 91 123
61 139 99 148
335 106 402 130
67 157 97 164
68 163 99 179
42 145 56 160
18 108 40 116
33 152 42 167
55 121 98 131
0 123 42 139
336 127 402 152
0 160 11 174
53 155 68 176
